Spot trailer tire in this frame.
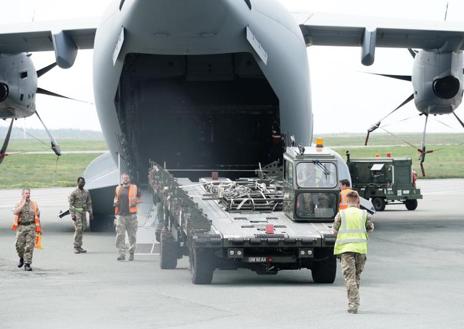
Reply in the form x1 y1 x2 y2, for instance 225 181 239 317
311 255 337 283
190 248 215 285
372 197 386 211
160 230 178 269
405 199 418 211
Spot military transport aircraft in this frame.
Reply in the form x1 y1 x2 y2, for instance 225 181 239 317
1 0 464 229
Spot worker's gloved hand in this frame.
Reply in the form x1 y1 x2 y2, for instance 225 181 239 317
35 225 41 233
11 223 18 231
71 215 76 222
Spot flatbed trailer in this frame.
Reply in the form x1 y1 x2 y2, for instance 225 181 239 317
149 145 349 284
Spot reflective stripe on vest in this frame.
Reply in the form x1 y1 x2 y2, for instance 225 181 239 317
334 207 368 255
114 184 138 215
339 189 353 210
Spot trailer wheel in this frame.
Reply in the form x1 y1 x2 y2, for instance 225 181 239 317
372 197 386 211
160 230 178 269
405 199 418 211
190 247 215 285
311 255 337 283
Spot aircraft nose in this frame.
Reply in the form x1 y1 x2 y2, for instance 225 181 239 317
432 75 460 99
0 82 9 102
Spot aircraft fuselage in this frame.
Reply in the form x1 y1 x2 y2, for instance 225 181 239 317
93 0 312 182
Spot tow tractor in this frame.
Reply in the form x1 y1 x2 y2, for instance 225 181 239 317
149 142 352 284
346 151 422 211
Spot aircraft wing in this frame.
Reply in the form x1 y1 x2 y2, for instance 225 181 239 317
0 19 98 68
296 12 464 65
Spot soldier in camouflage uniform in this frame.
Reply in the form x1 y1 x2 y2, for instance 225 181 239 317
113 173 139 261
333 191 374 314
69 177 93 254
12 188 41 271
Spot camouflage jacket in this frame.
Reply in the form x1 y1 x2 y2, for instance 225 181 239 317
69 188 93 217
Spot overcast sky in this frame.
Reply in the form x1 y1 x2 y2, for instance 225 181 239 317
1 0 464 135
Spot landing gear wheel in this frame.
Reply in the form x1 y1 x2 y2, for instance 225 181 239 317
190 247 215 285
311 255 337 283
372 197 386 211
160 230 178 269
405 199 418 211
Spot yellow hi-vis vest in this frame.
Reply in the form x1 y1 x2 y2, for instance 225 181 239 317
334 207 368 255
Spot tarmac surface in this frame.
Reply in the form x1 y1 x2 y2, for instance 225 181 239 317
0 179 463 329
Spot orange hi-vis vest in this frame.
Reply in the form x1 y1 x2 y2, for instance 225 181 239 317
114 184 138 215
339 188 353 210
13 201 40 227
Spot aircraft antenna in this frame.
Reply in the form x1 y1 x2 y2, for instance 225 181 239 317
444 2 449 21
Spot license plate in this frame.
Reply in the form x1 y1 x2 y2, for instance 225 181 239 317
246 257 267 263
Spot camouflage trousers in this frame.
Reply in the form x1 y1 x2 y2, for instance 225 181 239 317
73 212 87 249
16 224 36 264
115 214 138 256
340 252 367 311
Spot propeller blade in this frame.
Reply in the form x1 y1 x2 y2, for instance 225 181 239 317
408 48 417 58
364 121 380 146
370 73 412 82
380 127 419 150
36 62 57 78
364 94 415 145
392 93 415 112
36 87 92 104
453 111 464 128
0 118 14 164
420 161 426 177
34 111 61 157
418 114 430 177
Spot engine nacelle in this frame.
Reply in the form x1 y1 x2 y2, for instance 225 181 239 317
0 82 8 102
432 75 460 99
412 50 463 115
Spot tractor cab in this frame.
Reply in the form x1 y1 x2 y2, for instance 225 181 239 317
283 145 343 222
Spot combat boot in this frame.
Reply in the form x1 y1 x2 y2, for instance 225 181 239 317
347 308 358 314
78 247 87 253
24 264 32 271
129 253 134 261
117 254 125 261
17 257 24 268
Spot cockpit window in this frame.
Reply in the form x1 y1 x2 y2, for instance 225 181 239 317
296 162 337 188
296 192 337 219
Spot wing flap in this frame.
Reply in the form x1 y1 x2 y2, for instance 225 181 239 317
0 19 98 53
300 13 464 50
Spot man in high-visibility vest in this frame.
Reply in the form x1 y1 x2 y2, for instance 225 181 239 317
12 188 41 271
69 177 93 254
114 173 139 261
339 179 353 210
333 191 374 314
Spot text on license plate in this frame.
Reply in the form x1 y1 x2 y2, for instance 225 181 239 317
247 257 268 263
